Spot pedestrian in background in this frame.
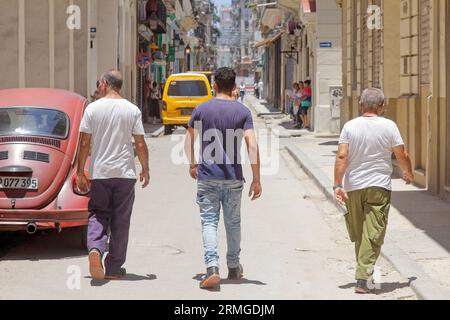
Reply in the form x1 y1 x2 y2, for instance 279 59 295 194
232 87 240 100
258 80 264 100
76 70 150 280
254 81 260 99
292 82 302 127
334 88 413 294
285 83 296 120
239 82 246 103
90 81 102 102
185 67 262 290
300 80 312 129
150 81 161 124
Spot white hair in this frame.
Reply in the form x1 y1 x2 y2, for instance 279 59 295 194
359 88 385 111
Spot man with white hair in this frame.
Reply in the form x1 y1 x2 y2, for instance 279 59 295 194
334 88 413 294
76 70 150 280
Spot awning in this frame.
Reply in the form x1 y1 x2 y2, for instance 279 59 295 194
254 31 284 48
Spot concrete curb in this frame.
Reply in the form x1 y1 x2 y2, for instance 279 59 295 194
150 125 164 138
285 145 450 300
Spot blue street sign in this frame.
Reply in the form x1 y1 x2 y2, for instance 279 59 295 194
90 27 97 33
320 42 332 48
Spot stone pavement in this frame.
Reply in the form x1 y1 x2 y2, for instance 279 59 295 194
246 94 450 300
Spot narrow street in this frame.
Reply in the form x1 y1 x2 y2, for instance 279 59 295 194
0 103 415 300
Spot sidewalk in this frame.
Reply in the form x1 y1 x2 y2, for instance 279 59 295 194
285 136 450 300
245 95 309 138
245 95 450 300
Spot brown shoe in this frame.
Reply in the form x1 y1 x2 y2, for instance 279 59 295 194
89 249 105 280
200 267 220 289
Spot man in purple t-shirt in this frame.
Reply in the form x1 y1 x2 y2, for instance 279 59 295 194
186 67 262 289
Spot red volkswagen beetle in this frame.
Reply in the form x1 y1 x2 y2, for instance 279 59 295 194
0 88 90 247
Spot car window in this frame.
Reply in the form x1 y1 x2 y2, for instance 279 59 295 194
167 80 208 97
0 107 69 139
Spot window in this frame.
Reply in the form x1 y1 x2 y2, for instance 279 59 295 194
167 80 208 97
0 107 69 139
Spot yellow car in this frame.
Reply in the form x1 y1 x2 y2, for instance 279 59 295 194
161 73 213 135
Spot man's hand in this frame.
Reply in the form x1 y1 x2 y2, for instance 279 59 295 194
403 172 414 185
75 173 89 194
334 187 348 205
140 169 150 188
248 180 262 201
189 165 198 180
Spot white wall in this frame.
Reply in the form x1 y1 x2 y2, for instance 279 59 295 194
314 0 342 133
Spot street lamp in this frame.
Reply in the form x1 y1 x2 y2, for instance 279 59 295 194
185 44 191 55
185 44 191 71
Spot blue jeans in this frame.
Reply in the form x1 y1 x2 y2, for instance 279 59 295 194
197 180 244 269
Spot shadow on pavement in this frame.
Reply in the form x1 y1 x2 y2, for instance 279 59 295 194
0 228 87 261
192 273 267 289
88 273 157 287
338 277 416 295
391 190 450 254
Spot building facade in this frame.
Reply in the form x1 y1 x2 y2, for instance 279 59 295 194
0 0 137 102
338 0 450 200
255 0 342 133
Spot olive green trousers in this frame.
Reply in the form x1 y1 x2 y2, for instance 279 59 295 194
345 187 391 280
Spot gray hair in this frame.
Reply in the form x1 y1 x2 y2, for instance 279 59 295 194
101 70 123 91
359 88 385 111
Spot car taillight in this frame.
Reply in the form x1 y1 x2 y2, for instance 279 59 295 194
72 171 91 196
162 101 167 111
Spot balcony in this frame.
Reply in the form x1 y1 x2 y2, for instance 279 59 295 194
144 0 167 34
176 0 198 32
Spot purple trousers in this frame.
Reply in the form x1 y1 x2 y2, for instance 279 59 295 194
87 178 136 275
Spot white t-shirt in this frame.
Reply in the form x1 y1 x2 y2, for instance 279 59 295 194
79 98 145 180
339 116 404 192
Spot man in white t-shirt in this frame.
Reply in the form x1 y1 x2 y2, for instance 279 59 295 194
76 70 150 280
334 88 413 294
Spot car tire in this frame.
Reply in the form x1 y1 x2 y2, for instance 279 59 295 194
164 125 173 135
80 225 88 250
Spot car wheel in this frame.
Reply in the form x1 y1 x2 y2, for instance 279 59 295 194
164 125 173 135
80 225 88 250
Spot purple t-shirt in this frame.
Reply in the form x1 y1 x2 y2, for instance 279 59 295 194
188 98 254 181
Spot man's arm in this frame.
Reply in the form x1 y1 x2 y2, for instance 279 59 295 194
334 143 349 204
244 129 262 200
75 133 92 193
393 145 414 184
185 127 198 179
133 135 150 188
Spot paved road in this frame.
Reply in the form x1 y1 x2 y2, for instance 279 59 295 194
0 112 416 300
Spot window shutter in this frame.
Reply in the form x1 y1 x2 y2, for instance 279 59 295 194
361 0 369 90
372 0 382 88
420 0 431 85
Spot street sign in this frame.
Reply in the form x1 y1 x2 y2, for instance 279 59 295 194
90 27 96 33
319 42 332 48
